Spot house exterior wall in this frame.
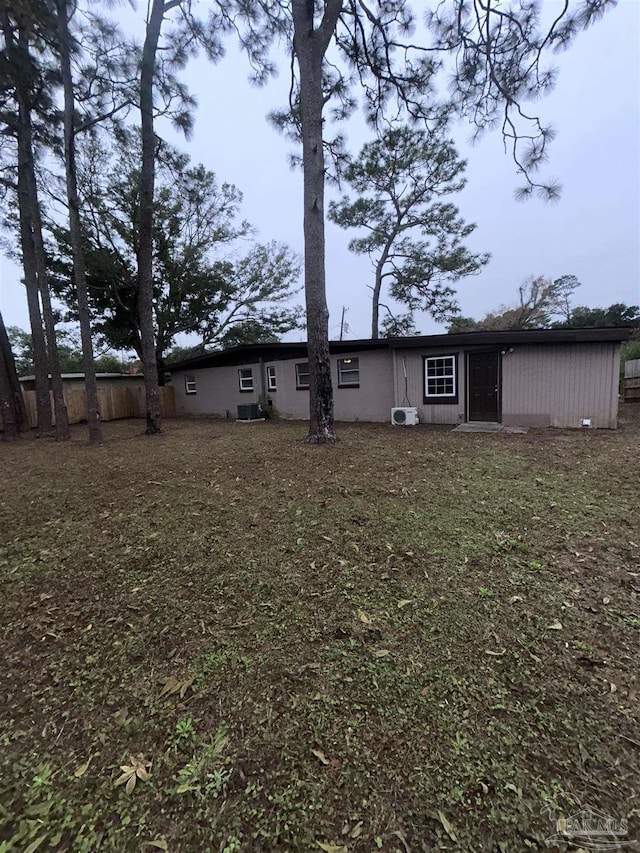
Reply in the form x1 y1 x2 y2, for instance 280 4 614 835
393 346 466 424
395 341 621 428
171 349 395 422
172 362 260 417
501 342 620 429
171 339 621 429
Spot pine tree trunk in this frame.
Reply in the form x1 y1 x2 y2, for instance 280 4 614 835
137 0 164 435
26 150 70 441
57 0 102 445
371 237 394 339
12 27 69 440
293 0 341 444
16 118 52 436
371 267 382 340
0 309 27 431
2 12 53 437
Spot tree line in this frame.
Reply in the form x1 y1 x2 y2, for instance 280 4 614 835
447 275 640 334
0 0 618 444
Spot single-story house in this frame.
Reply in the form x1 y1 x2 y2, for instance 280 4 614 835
167 327 633 429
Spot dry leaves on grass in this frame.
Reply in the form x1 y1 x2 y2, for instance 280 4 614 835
142 840 169 851
357 609 373 625
159 675 193 699
311 749 330 766
73 756 93 778
114 754 152 795
437 810 458 842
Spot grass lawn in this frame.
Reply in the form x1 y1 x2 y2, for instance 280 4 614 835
1 409 639 852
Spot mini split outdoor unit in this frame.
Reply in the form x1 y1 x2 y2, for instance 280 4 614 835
391 407 419 426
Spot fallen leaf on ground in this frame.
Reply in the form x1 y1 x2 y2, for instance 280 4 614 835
397 599 413 609
311 749 330 765
317 843 348 852
485 649 506 656
143 841 169 851
114 708 129 726
23 836 48 853
349 821 363 838
437 810 458 842
73 756 93 778
114 754 152 795
357 609 372 625
159 676 193 699
374 649 390 658
546 621 563 630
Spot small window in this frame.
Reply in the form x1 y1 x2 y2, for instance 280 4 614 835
295 362 310 390
424 355 457 400
238 368 253 392
185 374 197 395
266 365 277 391
337 357 359 388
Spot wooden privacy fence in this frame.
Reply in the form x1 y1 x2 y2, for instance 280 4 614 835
624 358 640 402
2 385 176 430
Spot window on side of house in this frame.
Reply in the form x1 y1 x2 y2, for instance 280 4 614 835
185 374 197 395
267 365 277 391
337 357 360 388
424 355 457 401
238 368 254 392
295 362 310 390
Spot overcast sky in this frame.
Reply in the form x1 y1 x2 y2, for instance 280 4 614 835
1 0 638 342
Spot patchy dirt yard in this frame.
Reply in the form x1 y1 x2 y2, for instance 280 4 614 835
1 408 639 852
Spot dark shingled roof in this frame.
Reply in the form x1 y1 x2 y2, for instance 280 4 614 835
167 326 635 371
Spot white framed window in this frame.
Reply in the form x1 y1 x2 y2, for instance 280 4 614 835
266 365 277 391
424 355 457 401
185 374 197 395
238 368 254 392
337 357 359 388
295 362 310 390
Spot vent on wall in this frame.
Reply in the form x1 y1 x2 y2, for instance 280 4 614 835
391 407 419 426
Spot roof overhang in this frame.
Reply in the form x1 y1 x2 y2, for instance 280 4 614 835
386 327 636 349
167 327 636 371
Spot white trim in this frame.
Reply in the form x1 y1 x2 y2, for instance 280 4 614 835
425 355 456 398
238 368 254 392
266 365 277 391
185 374 197 395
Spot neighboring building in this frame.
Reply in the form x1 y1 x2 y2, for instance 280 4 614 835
15 373 175 427
167 328 632 429
18 373 145 392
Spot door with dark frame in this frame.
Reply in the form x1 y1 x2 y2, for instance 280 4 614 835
467 351 500 422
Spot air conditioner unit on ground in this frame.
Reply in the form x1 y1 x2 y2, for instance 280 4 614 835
237 403 262 421
391 407 419 426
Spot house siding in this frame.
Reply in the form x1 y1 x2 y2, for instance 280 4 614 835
501 342 620 429
172 349 394 422
393 346 466 424
170 336 623 429
393 341 620 428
